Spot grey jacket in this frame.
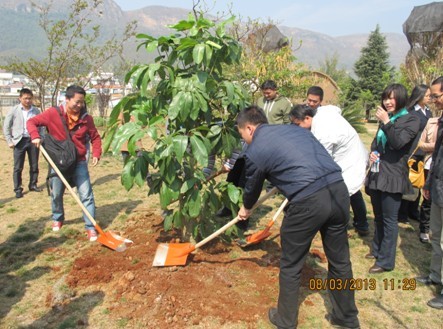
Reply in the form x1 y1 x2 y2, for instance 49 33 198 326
3 104 41 146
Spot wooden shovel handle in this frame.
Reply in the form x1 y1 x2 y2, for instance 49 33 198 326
194 187 278 249
268 198 288 226
40 145 103 234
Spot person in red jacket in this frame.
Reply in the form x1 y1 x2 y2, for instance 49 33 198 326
27 85 102 241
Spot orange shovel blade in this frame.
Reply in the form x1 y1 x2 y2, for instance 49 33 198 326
244 227 272 246
97 231 129 252
152 243 196 267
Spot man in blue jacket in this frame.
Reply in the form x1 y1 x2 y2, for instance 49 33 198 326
236 106 360 329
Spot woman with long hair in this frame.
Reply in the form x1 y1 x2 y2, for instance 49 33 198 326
398 85 432 228
365 83 421 273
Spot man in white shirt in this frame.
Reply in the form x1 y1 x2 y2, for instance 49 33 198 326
290 104 370 236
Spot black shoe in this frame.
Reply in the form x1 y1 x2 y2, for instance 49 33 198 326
369 264 388 274
398 218 410 224
355 228 369 237
427 295 443 309
15 191 23 198
326 314 360 329
29 185 43 192
416 276 439 286
216 206 232 217
268 308 284 329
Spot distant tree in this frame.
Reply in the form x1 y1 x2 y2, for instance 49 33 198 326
353 25 395 119
228 18 312 101
1 0 136 110
319 52 348 85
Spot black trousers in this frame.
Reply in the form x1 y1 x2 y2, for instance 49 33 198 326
13 137 40 193
419 169 431 234
273 181 359 329
350 190 369 230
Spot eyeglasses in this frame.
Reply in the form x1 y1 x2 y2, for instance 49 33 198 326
430 93 443 100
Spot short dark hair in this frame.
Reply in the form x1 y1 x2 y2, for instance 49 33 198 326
19 88 33 97
307 86 324 101
381 83 408 111
407 84 429 110
236 105 268 128
260 80 277 90
289 104 317 121
431 76 443 92
65 85 86 99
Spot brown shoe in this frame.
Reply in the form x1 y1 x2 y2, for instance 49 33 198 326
365 253 375 259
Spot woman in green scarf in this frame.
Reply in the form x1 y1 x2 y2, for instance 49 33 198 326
365 84 420 273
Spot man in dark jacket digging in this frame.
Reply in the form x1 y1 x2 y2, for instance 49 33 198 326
236 106 360 329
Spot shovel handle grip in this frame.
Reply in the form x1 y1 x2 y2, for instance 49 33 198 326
194 187 278 249
40 145 103 234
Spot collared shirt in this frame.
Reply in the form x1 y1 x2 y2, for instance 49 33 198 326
21 106 36 137
414 104 429 117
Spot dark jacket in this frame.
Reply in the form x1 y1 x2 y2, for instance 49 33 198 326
27 105 102 161
242 124 343 208
365 112 420 195
425 114 443 207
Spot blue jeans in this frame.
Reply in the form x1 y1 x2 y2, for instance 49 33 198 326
369 190 402 270
50 161 95 230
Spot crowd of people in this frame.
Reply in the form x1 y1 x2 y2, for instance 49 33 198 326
3 78 443 328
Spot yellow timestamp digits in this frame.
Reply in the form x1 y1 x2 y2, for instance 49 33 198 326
308 278 377 291
383 278 416 290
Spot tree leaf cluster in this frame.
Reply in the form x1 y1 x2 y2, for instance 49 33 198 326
104 12 248 240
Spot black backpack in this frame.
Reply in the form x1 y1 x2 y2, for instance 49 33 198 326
43 107 78 186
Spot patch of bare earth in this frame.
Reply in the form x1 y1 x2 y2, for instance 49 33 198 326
65 211 320 328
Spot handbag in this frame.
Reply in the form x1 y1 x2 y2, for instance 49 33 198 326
407 145 425 189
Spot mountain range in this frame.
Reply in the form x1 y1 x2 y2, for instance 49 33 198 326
0 0 411 73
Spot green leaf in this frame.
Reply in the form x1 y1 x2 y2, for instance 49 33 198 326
168 91 184 120
193 44 205 64
159 183 175 208
134 156 148 187
227 184 241 203
164 211 174 231
188 189 202 217
172 211 183 228
190 135 208 167
205 44 213 63
205 40 222 49
170 20 195 31
145 40 159 52
172 135 188 163
180 178 199 194
180 92 193 121
121 160 135 191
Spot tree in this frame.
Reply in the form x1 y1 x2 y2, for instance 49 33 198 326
317 54 366 133
1 0 136 110
353 25 395 119
228 18 312 102
104 12 248 241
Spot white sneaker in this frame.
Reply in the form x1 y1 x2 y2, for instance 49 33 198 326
52 221 63 232
87 229 98 242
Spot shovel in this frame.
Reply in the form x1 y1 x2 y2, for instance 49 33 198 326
152 187 278 267
238 198 288 247
40 145 131 252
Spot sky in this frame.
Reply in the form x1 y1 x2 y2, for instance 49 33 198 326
113 0 434 36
